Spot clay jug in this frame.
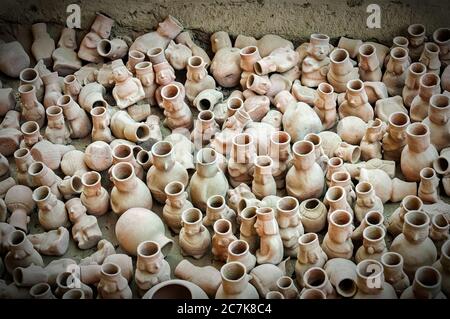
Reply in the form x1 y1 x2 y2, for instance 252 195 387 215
403 62 427 107
57 95 91 139
433 240 450 296
212 219 237 262
299 199 327 233
283 102 322 142
276 196 304 257
382 47 411 96
338 79 374 123
185 56 215 102
381 252 410 296
252 155 276 199
387 195 423 237
97 262 132 299
18 84 45 128
314 82 337 130
163 181 192 234
32 185 69 231
353 259 397 299
227 133 256 187
80 171 110 216
422 94 450 151
215 262 259 299
358 43 382 81
254 207 284 265
354 181 384 223
382 111 410 161
410 73 441 122
355 225 387 263
400 266 446 299
302 267 337 299
295 233 328 287
4 230 44 274
239 206 259 254
269 131 292 189
227 239 257 273
327 48 359 93
323 258 358 298
179 208 211 259
322 210 354 259
90 106 113 143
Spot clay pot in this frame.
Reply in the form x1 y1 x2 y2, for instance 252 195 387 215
162 181 192 234
301 34 331 88
314 82 337 130
419 42 441 75
165 40 192 70
358 43 382 81
80 171 110 216
254 47 299 75
336 116 367 145
111 59 145 109
210 46 241 88
90 107 113 143
0 41 30 78
418 167 440 204
355 225 387 263
97 38 128 60
212 219 237 262
227 133 256 187
354 181 384 223
32 186 69 231
322 210 354 259
20 68 43 100
433 28 450 66
63 75 82 101
41 72 62 109
434 148 450 196
325 157 344 187
429 214 449 256
330 170 356 205
286 140 325 201
28 161 61 198
352 210 385 242
78 82 108 112
276 197 304 258
126 50 145 74
97 263 132 299
164 132 195 170
79 239 115 265
84 141 113 172
252 155 276 199
295 233 328 287
254 207 283 265
31 23 55 67
110 162 153 215
4 230 44 274
52 28 82 76
134 63 157 106
390 211 437 279
249 260 288 297
28 227 70 256
403 62 427 107
115 207 173 256
325 185 353 218
60 150 89 178
381 252 410 296
303 267 337 299
227 239 256 273
135 241 170 294
5 185 35 232
353 259 397 299
55 271 93 299
401 123 439 182
387 195 423 237
179 208 211 259
216 262 259 299
111 143 144 180
29 283 56 299
410 73 441 122
110 110 151 143
299 198 327 233
45 106 71 145
143 279 208 299
185 56 215 102
31 140 75 171
275 276 299 299
78 13 114 63
174 260 220 298
283 101 322 142
203 195 237 233
423 94 450 152
147 141 189 203
268 131 292 189
382 111 410 161
360 119 385 161
57 95 91 139
338 79 374 123
191 110 220 150
433 240 450 296
176 31 211 67
383 47 411 96
400 266 446 299
18 84 45 128
327 48 359 93
160 83 193 130
239 206 259 254
324 258 358 298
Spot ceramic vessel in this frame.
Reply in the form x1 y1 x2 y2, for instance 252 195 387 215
355 225 387 263
160 83 193 130
410 73 441 123
418 167 440 204
400 266 446 299
203 195 237 233
433 28 450 66
353 259 397 299
111 110 151 143
254 207 283 265
402 62 427 107
78 13 114 63
338 79 374 123
5 185 35 232
303 267 337 299
27 227 70 256
57 95 91 139
0 40 30 78
381 252 410 296
185 56 215 102
283 101 322 142
31 23 55 67
20 121 42 149
382 112 410 161
358 43 382 81
407 24 426 61
18 84 45 128
179 208 211 259
239 206 260 254
252 156 276 199
215 262 259 299
45 106 71 145
32 186 69 231
30 140 75 171
163 181 193 233
28 161 62 198
97 262 132 299
323 258 358 298
382 47 411 96
227 133 256 187
354 181 384 223
314 82 337 130
327 48 359 93
111 59 145 109
433 240 450 296
301 34 331 88
4 230 44 274
387 195 423 237
52 28 82 76
84 141 113 172
212 219 237 262
276 196 304 258
322 210 354 259
299 198 327 233
423 94 450 152
174 260 220 298
295 233 328 287
80 171 110 216
227 239 257 273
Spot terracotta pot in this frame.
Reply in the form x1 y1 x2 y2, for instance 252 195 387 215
18 84 45 128
134 63 157 106
403 62 427 108
164 133 195 170
210 47 241 88
301 34 331 88
0 40 30 78
63 75 82 101
400 266 446 299
352 210 385 241
390 211 437 279
381 252 410 296
126 50 145 74
204 194 237 233
382 47 411 96
143 279 208 299
423 94 450 152
55 271 93 299
336 116 367 145
401 123 439 182
13 148 34 188
276 197 304 258
295 233 328 287
28 161 62 198
313 82 337 130
31 23 55 67
268 131 292 189
185 56 215 102
387 195 423 237
276 276 299 299
418 167 440 204
254 207 283 265
433 240 450 296
430 214 449 256
325 185 353 218
212 219 237 262
179 208 211 259
330 171 356 205
191 110 220 150
97 38 128 60
360 119 385 161
303 267 337 299
160 83 193 130
78 12 114 63
283 101 322 142
41 72 62 109
250 155 275 199
354 181 384 223
410 73 441 123
78 82 108 112
227 239 256 273
216 262 259 299
62 289 86 299
358 43 382 81
382 111 410 161
52 28 82 76
327 48 359 93
322 210 354 259
79 239 115 265
176 31 211 68
299 198 327 233
66 198 102 250
419 42 441 75
433 27 450 66
147 141 189 203
174 260 220 298
135 241 170 294
4 230 44 274
83 141 113 172
28 227 70 256
249 260 288 297
29 283 56 299
20 121 42 149
434 148 450 196
57 95 91 139
323 258 357 298
97 262 132 299
353 259 397 299
325 157 344 187
31 140 74 171
88 107 112 142
5 185 34 232
240 46 261 74
19 68 43 101
236 34 293 58
338 79 374 123
80 171 109 216
239 206 260 254
111 143 144 180
111 110 151 143
254 47 299 76
227 133 255 187
162 181 192 234
32 186 69 231
45 106 71 145
355 225 387 263
111 59 145 109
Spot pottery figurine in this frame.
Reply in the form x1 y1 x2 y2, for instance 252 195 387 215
301 34 331 88
78 12 114 63
179 208 211 259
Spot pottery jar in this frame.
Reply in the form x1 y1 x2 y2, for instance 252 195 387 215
97 38 128 60
45 106 70 145
330 170 356 206
268 131 292 189
433 28 450 66
27 227 70 256
323 258 358 298
147 141 189 204
303 267 337 299
111 59 145 109
90 106 113 143
204 195 237 233
165 40 192 70
189 148 229 211
322 209 354 259
63 75 82 101
239 206 259 254
110 162 153 215
160 83 193 130
299 198 327 233
28 161 61 198
400 266 446 299
78 82 108 112
338 79 374 123
134 62 157 106
401 123 439 182
78 12 114 63
402 62 427 108
111 143 144 180
418 167 440 204
216 262 259 299
327 48 359 93
283 101 322 142
143 279 208 299
176 31 211 67
20 121 42 149
29 283 56 299
354 181 384 223
276 196 304 258
32 185 69 231
135 241 170 295
387 195 423 237
52 28 82 76
301 34 331 88
191 110 220 151
41 72 62 109
227 239 257 273
251 155 276 199
97 263 132 299
210 46 241 88
410 73 441 122
174 260 220 298
381 252 410 296
352 210 385 241
429 214 449 256
353 259 397 299
4 230 44 274
227 133 256 187
286 140 324 201
19 68 43 101
382 47 411 96
18 84 45 128
423 94 450 152
212 219 237 262
30 140 75 172
419 42 441 75
304 133 329 171
325 157 345 187
80 171 110 216
163 181 193 234
57 95 91 139
295 233 328 287
407 24 426 61
254 207 283 265
360 119 385 161
355 225 387 263
276 276 299 299
126 50 145 74
433 239 450 296
314 83 337 130
84 141 113 172
382 111 410 161
185 56 216 102
5 185 35 232
110 110 151 143
390 211 437 279
179 208 211 259
325 185 353 218
358 43 382 82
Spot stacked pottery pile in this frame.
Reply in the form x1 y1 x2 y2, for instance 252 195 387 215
0 13 449 300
